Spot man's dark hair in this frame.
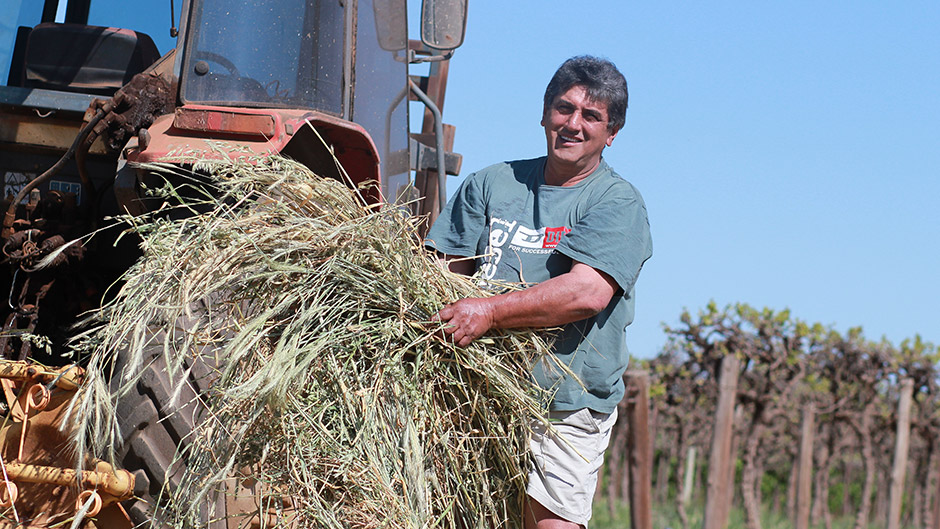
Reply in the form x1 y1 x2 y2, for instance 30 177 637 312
543 56 628 133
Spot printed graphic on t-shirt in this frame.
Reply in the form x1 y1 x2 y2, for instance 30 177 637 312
543 226 570 248
480 217 570 279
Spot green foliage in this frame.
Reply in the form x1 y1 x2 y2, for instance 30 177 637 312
589 498 632 529
759 465 789 500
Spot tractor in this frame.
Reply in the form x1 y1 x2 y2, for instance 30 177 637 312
0 0 465 525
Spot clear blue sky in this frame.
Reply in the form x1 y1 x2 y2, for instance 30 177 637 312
39 1 940 358
430 2 940 358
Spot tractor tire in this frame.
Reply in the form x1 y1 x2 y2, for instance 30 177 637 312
110 323 226 527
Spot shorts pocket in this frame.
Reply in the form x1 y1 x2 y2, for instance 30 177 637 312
562 407 601 434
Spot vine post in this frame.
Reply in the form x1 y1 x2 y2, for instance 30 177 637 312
703 354 739 529
625 370 652 529
887 378 914 529
681 447 697 508
795 403 815 529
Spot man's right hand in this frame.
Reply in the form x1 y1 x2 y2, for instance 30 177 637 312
431 298 496 347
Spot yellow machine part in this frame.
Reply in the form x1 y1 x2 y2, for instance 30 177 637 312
0 360 133 529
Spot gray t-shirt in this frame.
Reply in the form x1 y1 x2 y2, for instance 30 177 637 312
425 157 652 413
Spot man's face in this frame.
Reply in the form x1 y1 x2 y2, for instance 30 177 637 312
541 84 618 180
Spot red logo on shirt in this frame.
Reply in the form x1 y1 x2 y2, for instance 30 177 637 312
542 226 571 248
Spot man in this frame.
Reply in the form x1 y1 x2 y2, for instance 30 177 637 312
425 55 652 529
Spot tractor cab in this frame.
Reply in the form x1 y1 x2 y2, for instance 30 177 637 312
1 0 463 217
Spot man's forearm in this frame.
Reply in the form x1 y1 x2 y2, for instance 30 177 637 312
432 262 617 347
487 269 612 328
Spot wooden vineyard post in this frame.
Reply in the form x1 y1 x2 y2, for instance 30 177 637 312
933 456 940 529
625 370 652 529
681 446 697 508
702 354 739 529
594 460 606 506
887 378 914 529
795 404 815 529
607 398 631 516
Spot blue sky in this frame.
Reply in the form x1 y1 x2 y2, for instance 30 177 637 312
40 1 940 358
431 2 939 358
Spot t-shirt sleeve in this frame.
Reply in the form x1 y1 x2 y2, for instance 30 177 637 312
555 183 653 294
424 171 487 257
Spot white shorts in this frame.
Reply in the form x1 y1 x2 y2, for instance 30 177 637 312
526 407 618 527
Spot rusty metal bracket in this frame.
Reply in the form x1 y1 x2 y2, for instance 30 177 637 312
409 138 461 176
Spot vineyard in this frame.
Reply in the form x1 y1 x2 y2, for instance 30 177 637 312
598 302 938 529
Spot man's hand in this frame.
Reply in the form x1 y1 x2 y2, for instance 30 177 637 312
431 297 496 348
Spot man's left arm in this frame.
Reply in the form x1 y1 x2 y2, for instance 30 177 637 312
431 261 616 347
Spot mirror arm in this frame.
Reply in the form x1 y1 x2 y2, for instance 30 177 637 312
408 79 447 210
407 49 454 64
169 0 179 37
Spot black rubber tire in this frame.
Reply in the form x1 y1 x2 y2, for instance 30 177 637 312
110 322 224 527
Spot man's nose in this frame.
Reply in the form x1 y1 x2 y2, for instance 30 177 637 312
564 112 581 130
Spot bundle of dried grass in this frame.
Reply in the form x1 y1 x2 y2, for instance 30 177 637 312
65 151 556 528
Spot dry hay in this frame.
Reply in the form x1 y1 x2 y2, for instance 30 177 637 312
64 149 557 528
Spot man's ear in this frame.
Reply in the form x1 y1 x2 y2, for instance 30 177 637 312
541 104 552 128
606 128 620 147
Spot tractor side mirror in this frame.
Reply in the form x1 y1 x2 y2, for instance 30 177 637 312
420 0 467 51
373 0 408 51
